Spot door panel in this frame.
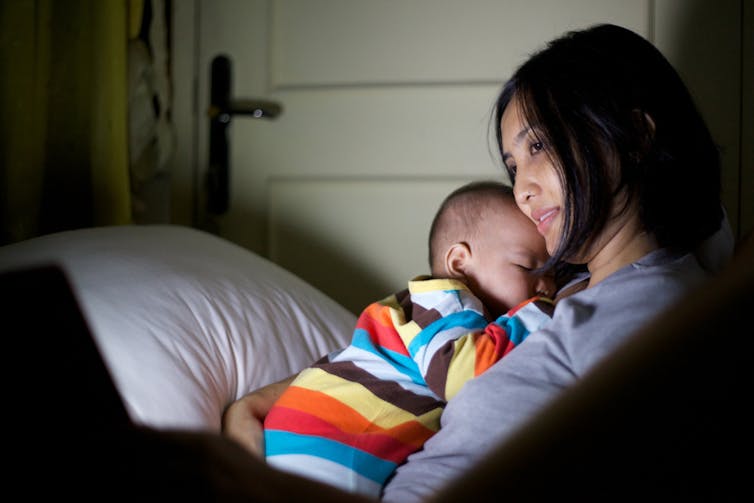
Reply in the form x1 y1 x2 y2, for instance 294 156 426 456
270 0 648 86
175 0 741 313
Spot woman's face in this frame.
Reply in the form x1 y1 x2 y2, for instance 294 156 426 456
500 97 564 256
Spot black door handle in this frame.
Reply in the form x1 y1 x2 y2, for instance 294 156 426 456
207 55 282 215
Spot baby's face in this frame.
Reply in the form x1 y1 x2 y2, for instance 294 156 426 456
464 200 554 318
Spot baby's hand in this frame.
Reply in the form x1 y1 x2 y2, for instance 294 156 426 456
222 376 295 458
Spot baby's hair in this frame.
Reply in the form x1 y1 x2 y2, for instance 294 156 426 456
428 180 515 274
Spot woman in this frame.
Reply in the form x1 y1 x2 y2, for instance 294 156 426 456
223 24 732 502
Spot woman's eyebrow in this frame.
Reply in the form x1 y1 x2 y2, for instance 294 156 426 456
514 126 532 145
502 126 533 163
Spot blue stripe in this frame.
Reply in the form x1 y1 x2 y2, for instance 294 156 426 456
407 310 488 356
495 315 529 346
350 328 425 385
265 430 397 484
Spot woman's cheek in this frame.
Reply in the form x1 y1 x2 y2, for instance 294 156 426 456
544 217 564 255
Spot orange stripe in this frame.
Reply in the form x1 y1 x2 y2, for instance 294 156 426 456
355 302 410 356
473 325 511 375
356 301 394 330
276 386 437 448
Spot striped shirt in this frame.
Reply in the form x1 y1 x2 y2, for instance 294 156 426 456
263 276 553 497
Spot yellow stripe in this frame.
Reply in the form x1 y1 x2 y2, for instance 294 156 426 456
408 278 469 294
444 336 476 400
378 293 401 310
395 319 423 348
379 293 423 350
294 367 441 430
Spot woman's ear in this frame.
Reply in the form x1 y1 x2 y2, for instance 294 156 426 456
445 242 471 279
632 109 656 155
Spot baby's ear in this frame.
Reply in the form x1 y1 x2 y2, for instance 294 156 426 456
445 242 471 279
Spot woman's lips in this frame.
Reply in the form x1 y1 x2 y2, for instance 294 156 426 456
532 207 559 236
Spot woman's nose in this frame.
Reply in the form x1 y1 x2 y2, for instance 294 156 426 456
513 178 535 207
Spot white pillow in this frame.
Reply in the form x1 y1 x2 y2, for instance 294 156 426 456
0 225 356 431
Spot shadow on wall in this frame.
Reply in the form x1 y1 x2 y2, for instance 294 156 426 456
663 0 746 240
269 217 397 315
202 201 395 316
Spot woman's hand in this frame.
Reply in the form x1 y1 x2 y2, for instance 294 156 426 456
222 375 295 458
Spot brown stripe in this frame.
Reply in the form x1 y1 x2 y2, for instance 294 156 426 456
396 287 445 329
424 338 454 399
411 306 443 330
314 359 444 416
533 298 555 317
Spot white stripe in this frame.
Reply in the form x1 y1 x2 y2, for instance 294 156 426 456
268 454 382 498
413 325 471 376
412 289 485 318
514 304 552 331
332 344 438 398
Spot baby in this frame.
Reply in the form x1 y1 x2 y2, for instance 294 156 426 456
263 180 555 497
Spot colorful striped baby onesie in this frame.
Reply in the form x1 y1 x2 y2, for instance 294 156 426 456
264 276 553 497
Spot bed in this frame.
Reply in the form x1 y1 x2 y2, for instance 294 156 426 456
1 224 751 500
0 225 357 433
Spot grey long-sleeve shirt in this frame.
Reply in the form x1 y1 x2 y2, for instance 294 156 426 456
381 248 708 502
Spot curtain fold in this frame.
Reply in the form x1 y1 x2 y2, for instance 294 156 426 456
1 0 131 245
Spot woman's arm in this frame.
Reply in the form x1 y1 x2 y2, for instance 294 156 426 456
222 375 296 457
383 252 705 502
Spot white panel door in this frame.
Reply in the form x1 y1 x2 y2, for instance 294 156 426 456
180 1 658 313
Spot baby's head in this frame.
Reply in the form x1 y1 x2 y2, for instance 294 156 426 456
429 181 555 318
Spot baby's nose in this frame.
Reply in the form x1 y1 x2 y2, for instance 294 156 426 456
535 275 557 299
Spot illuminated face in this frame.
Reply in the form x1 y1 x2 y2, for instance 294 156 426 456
501 95 652 281
500 96 564 256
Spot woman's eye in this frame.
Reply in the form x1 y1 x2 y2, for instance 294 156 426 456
506 163 517 176
529 141 543 155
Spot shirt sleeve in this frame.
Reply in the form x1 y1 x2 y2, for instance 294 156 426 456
424 297 553 400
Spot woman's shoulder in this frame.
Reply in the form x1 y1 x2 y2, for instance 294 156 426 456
570 248 706 302
615 248 707 292
548 249 706 372
553 249 704 310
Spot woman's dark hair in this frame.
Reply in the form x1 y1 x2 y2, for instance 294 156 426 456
493 23 722 268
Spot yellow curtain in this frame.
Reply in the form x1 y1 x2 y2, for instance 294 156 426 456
0 0 132 245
